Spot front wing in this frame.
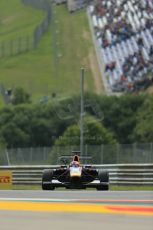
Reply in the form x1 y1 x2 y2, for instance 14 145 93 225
42 179 109 188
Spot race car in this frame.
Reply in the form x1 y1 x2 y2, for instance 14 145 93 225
42 154 109 190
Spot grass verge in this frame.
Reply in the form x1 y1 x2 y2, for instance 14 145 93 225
0 4 103 103
0 0 45 43
12 184 153 191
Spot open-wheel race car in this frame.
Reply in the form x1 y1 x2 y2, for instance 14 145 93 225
42 153 109 191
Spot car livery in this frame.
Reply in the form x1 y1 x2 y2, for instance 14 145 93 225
42 154 109 190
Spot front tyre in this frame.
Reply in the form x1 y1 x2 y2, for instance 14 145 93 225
42 169 55 190
97 170 109 191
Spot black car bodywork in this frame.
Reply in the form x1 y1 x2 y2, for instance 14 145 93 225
42 155 109 190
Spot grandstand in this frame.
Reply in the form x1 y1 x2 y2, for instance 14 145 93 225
89 0 153 93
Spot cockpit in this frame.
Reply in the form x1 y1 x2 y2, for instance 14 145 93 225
70 161 80 167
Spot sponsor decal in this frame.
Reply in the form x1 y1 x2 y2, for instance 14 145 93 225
0 171 12 189
0 176 10 183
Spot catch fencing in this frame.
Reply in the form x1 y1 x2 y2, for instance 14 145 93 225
22 0 51 48
0 0 51 58
0 144 153 166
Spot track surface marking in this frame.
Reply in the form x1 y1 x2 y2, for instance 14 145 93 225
0 198 153 216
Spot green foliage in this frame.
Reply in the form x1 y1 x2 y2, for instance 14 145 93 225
55 115 117 146
0 93 151 148
0 105 30 147
0 4 101 102
133 95 153 142
0 0 45 43
11 87 31 105
87 93 146 143
0 122 30 147
0 101 73 148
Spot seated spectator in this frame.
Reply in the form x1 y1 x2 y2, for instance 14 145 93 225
91 0 153 92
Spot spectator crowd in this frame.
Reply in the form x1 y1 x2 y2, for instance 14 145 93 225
90 0 153 92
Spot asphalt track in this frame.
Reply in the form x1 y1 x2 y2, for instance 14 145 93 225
0 190 153 230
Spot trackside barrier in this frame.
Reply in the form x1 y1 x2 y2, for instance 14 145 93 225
0 164 153 186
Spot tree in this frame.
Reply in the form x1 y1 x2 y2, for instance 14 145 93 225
133 96 153 142
55 115 117 146
0 122 30 148
97 94 146 143
0 92 148 148
51 116 117 164
11 87 31 105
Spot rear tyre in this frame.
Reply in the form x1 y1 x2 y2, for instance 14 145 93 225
97 170 109 191
42 169 55 190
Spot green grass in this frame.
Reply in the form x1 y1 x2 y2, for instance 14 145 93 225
12 185 153 191
0 3 102 103
0 96 4 107
111 185 153 191
0 0 45 43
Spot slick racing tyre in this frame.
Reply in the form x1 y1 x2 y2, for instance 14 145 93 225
97 170 109 191
42 169 55 190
